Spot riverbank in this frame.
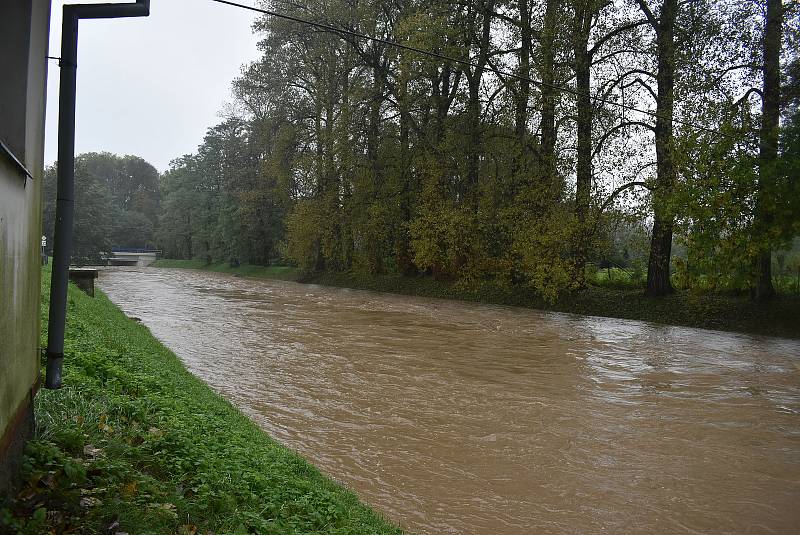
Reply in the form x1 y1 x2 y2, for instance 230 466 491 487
0 268 402 534
152 259 800 339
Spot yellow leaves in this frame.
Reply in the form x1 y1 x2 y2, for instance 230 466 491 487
284 199 326 273
179 525 215 535
409 202 478 276
121 480 138 498
98 414 113 434
178 524 199 535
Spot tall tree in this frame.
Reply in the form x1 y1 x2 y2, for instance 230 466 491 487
752 0 783 300
636 0 679 296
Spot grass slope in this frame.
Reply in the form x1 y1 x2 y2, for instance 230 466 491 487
0 268 402 535
152 259 800 339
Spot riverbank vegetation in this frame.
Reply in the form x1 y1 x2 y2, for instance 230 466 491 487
151 259 800 339
47 1 800 320
0 270 402 534
150 0 799 303
152 258 298 280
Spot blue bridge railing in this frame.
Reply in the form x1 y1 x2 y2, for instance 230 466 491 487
111 248 162 254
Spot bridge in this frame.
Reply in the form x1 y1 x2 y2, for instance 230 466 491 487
107 248 161 267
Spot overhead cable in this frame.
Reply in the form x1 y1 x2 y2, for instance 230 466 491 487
210 0 748 140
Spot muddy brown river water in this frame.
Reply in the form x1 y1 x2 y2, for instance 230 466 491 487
98 268 800 535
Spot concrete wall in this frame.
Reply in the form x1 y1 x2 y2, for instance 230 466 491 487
0 0 51 499
109 252 159 266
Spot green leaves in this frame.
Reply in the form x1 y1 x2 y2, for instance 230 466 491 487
42 153 160 264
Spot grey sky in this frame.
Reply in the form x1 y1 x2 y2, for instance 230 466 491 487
45 0 261 172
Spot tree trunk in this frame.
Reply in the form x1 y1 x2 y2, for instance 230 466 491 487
515 0 531 142
464 0 494 200
368 66 382 184
646 216 674 295
396 79 415 274
573 3 592 282
752 0 782 300
466 78 481 193
645 0 677 297
314 95 325 196
368 66 384 273
324 96 335 193
539 0 558 192
185 214 193 259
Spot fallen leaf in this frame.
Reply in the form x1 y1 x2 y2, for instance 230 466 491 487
121 481 138 497
83 444 104 458
40 473 57 489
98 414 113 433
79 497 102 508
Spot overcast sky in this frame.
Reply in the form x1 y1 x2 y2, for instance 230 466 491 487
45 0 261 172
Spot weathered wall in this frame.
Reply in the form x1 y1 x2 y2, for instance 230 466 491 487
0 0 51 499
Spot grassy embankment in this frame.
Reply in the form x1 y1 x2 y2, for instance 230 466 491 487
152 259 800 339
0 267 402 535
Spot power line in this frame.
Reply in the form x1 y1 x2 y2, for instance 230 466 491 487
210 0 734 140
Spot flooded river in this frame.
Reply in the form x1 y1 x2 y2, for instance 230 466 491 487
98 268 800 535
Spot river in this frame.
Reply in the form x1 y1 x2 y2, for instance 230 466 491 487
97 267 800 535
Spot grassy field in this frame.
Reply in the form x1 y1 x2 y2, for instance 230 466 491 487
151 259 298 281
0 267 402 535
152 259 800 339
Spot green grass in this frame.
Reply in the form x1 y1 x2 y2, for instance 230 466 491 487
585 266 645 289
0 267 402 535
152 259 800 339
151 259 298 281
309 272 800 338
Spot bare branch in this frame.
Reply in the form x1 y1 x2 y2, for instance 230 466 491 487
734 87 763 106
622 77 658 102
598 181 651 214
634 0 658 28
593 48 651 65
711 63 763 87
588 19 649 57
596 68 657 101
593 121 655 158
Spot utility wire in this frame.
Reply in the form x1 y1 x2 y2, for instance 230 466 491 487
210 0 738 140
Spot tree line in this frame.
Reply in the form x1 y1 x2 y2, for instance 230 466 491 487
42 153 160 263
56 0 800 300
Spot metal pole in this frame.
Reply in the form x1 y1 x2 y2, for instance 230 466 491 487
45 1 150 390
45 8 78 390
